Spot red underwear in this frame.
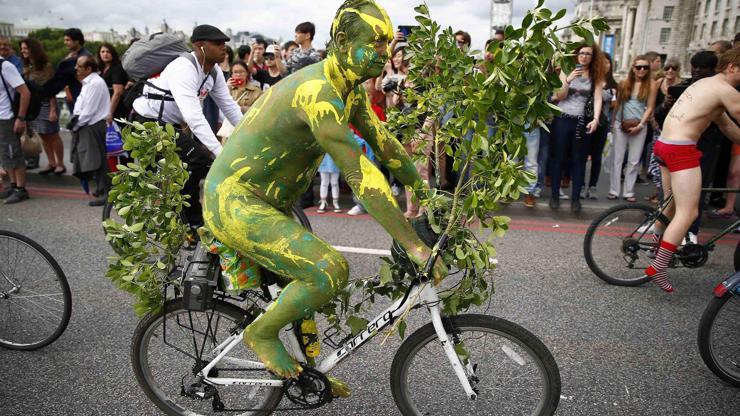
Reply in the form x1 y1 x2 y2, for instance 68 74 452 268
653 140 702 173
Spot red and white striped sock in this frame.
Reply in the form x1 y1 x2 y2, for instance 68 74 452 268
645 241 677 293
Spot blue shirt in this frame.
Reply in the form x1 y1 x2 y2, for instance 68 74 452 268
4 54 23 75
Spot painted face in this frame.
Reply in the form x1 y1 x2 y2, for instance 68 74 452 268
334 4 394 80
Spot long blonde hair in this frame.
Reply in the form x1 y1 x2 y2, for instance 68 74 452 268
617 55 651 105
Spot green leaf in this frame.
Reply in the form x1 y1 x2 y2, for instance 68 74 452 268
398 320 407 339
346 316 369 336
379 263 392 285
128 222 144 232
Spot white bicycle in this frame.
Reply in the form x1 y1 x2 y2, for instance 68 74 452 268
131 233 561 415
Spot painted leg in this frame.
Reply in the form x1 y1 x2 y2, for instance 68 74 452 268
203 181 349 378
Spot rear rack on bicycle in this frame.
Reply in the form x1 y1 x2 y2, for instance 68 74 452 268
181 243 220 312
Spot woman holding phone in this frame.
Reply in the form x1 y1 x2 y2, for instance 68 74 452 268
227 60 262 113
549 44 605 212
608 55 658 202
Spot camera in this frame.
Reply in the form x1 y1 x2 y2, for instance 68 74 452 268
182 243 219 312
382 79 399 93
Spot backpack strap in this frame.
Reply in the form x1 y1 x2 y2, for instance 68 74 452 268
0 59 14 107
182 52 218 88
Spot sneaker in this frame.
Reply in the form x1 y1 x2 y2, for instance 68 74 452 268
549 197 559 210
524 194 536 208
559 189 569 200
347 205 365 216
317 200 327 214
587 186 598 200
4 188 29 204
0 186 15 199
688 232 698 245
532 187 542 198
391 184 400 197
579 188 586 199
332 200 341 213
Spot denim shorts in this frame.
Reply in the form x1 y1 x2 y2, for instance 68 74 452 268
0 119 25 169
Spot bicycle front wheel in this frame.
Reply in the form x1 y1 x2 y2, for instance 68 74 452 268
132 299 283 415
390 314 561 416
0 230 72 350
584 203 669 286
697 292 740 387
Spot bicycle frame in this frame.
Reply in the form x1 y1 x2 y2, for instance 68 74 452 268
196 280 478 399
634 190 740 250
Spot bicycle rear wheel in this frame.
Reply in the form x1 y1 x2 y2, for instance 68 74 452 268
583 203 669 286
390 314 561 416
697 292 740 387
132 299 283 415
0 230 72 350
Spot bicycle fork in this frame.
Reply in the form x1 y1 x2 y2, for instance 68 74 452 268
422 286 478 400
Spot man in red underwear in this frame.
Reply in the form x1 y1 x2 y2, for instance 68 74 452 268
649 48 740 292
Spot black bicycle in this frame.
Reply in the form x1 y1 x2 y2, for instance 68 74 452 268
697 270 740 387
0 230 72 350
583 188 740 286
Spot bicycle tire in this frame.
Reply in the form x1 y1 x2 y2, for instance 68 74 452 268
697 292 740 387
583 203 670 286
734 241 739 273
390 314 561 416
290 204 312 232
132 299 283 415
0 230 72 350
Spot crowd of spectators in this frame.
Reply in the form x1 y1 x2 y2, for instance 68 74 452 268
0 19 738 232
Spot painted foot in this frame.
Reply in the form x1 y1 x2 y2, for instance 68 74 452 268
244 325 303 379
327 375 351 398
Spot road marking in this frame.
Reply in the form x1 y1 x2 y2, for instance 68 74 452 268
333 245 391 256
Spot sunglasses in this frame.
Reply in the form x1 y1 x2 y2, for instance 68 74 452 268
634 65 650 70
664 65 678 71
264 54 276 60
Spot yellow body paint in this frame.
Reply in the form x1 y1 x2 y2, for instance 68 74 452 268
358 155 398 207
334 7 393 40
387 159 401 168
292 80 342 129
243 88 273 127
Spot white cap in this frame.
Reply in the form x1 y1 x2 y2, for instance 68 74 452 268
266 45 278 55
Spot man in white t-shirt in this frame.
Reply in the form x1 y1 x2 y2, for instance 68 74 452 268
0 57 31 204
132 24 242 227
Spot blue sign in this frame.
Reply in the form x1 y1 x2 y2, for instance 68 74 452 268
602 34 615 58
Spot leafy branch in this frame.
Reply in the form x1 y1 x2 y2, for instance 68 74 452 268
104 121 190 316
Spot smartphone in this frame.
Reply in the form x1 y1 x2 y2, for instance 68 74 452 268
575 64 583 70
667 84 688 99
398 25 416 38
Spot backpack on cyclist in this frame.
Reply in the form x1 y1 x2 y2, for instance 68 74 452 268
0 58 44 121
120 32 216 119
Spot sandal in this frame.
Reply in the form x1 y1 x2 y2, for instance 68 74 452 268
38 165 56 175
625 196 637 203
53 166 67 175
607 194 618 200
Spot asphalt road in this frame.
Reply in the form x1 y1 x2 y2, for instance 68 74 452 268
1 186 739 416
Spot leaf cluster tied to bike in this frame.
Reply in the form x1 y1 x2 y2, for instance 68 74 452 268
104 120 190 315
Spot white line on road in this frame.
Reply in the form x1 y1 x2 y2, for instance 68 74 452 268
332 245 499 265
333 245 392 256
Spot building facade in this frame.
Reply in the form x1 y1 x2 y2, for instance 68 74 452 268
574 0 738 75
490 0 513 35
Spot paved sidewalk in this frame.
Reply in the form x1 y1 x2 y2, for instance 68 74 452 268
18 130 737 225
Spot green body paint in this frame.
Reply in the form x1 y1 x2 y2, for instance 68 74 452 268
203 0 435 380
